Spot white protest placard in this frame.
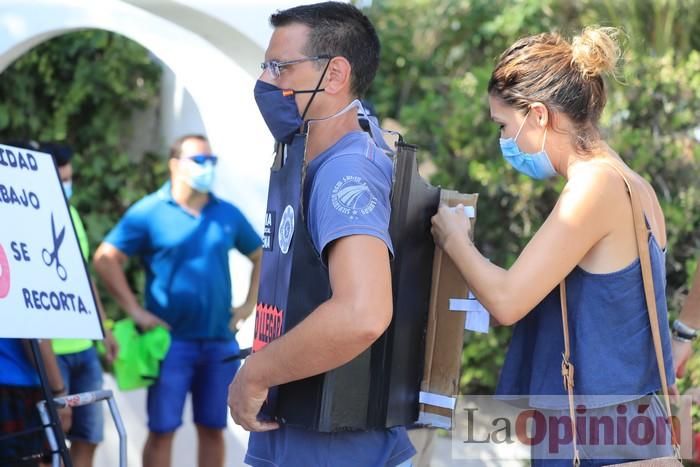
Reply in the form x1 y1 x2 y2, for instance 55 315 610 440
0 143 102 339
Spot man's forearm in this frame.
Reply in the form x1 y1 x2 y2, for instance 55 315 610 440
244 253 262 310
680 262 700 329
29 340 66 393
90 278 109 323
246 298 385 389
93 256 141 315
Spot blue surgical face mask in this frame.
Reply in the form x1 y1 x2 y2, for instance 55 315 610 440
62 181 73 200
253 60 331 144
499 111 557 180
180 160 216 193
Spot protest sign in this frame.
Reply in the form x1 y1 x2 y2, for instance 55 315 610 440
0 143 102 339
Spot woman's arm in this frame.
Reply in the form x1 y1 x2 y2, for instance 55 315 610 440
432 164 624 325
672 262 700 378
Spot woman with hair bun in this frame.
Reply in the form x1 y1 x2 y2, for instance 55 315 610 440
432 27 676 465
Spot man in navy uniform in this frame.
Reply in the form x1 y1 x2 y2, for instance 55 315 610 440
228 3 415 466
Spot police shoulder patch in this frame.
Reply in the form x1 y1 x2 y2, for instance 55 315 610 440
331 175 378 220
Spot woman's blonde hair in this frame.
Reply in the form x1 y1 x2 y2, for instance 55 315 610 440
488 26 621 152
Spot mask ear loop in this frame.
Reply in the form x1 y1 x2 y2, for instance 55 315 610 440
304 98 365 153
513 109 531 143
540 126 548 152
310 99 363 124
299 57 332 125
299 58 331 228
532 106 548 153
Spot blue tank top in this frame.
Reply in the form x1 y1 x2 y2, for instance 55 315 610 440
496 232 675 409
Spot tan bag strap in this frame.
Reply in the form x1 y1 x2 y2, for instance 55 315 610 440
559 280 580 465
560 160 678 466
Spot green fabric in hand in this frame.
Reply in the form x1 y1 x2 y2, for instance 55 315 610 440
112 318 171 391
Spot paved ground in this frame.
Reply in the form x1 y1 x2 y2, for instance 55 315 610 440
93 374 249 467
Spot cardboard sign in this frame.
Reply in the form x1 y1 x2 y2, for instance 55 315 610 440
419 190 478 429
0 143 102 339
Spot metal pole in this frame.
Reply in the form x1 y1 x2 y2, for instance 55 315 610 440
29 339 74 467
107 394 128 467
41 390 127 467
35 400 60 467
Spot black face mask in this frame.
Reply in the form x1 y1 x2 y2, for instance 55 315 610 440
253 60 331 144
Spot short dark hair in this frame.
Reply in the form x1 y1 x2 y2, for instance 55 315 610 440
270 2 380 97
7 140 73 167
169 134 208 159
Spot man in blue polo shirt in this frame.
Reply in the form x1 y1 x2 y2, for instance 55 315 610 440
94 134 262 467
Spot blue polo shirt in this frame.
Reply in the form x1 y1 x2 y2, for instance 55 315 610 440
105 183 262 340
0 339 39 387
246 131 415 467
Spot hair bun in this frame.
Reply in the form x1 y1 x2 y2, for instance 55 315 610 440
571 26 621 79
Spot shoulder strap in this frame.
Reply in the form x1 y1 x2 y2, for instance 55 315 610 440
560 280 580 465
560 161 677 466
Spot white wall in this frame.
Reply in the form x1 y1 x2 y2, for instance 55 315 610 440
0 0 299 227
159 61 208 150
0 2 298 465
0 0 295 314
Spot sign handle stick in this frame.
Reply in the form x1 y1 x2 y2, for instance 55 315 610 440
29 339 74 467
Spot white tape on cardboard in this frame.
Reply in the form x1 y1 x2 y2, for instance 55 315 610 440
465 301 490 334
417 411 452 429
450 205 475 218
449 298 480 313
419 391 457 410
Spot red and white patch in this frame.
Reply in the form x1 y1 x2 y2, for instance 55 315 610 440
253 303 284 352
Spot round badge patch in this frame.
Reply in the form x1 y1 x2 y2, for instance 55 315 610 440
0 244 11 299
278 205 295 255
331 175 378 220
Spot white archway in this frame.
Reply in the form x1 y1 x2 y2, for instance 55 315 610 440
1 0 273 224
0 2 294 465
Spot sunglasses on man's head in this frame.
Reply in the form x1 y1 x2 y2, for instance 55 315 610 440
184 154 218 165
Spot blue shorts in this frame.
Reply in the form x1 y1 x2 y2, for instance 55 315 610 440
56 346 104 444
246 426 415 467
147 339 240 433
